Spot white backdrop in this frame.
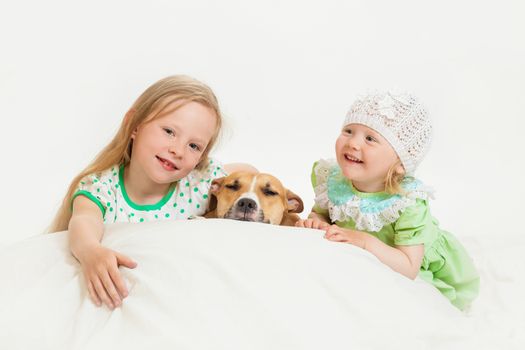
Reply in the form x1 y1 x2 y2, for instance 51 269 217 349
1 0 524 246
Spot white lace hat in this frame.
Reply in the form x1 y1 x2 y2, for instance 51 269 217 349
343 92 432 175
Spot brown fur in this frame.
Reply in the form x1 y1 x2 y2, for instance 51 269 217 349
204 171 303 226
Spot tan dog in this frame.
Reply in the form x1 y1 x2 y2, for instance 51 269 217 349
204 171 303 226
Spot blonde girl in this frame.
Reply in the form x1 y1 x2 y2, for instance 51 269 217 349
50 75 254 309
296 92 479 310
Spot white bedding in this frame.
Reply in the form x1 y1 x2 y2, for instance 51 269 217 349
0 219 523 349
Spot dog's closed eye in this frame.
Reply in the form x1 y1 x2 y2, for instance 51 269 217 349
225 182 241 191
262 187 278 196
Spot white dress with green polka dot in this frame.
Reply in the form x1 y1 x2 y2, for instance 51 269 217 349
72 159 227 223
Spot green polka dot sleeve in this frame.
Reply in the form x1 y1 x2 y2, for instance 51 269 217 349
72 171 117 219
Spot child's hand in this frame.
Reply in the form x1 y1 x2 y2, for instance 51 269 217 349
77 245 137 309
324 225 367 249
295 218 331 230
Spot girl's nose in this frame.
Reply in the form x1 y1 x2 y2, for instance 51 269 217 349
347 137 361 150
169 142 184 157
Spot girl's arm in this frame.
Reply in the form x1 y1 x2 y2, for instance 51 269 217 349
69 196 137 308
325 226 424 280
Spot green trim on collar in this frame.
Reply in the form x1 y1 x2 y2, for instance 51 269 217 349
72 190 106 216
119 164 176 211
346 179 391 200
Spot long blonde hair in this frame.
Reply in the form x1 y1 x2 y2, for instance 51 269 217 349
384 160 405 195
48 75 223 232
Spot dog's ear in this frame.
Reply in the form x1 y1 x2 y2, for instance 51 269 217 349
210 177 225 194
207 177 225 212
285 189 304 213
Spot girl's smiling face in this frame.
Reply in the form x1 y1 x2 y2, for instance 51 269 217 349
130 101 217 187
335 123 403 193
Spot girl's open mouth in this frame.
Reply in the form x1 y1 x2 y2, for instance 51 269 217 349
156 156 178 171
344 154 363 164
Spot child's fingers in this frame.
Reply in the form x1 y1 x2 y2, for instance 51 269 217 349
320 222 331 230
100 271 122 307
324 231 334 240
306 219 317 228
86 280 101 306
314 221 329 230
295 219 330 230
324 231 335 240
298 219 310 228
324 225 337 236
325 226 342 240
116 252 137 269
109 266 129 299
92 277 114 309
325 232 345 242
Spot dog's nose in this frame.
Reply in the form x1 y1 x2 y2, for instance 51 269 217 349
237 198 257 212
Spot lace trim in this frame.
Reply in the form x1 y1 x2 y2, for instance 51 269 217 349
313 159 434 232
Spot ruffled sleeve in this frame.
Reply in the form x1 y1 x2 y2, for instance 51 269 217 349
394 199 436 246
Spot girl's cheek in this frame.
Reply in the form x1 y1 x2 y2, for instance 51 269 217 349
191 154 202 166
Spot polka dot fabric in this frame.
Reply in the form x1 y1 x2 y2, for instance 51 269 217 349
73 159 227 224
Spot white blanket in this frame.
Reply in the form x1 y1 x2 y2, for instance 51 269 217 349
0 219 523 349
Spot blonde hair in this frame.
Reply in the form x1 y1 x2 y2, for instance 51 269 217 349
48 75 223 232
384 160 405 195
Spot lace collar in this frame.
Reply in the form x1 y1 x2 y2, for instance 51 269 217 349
313 159 434 232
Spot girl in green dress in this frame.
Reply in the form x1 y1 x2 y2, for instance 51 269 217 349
296 92 479 310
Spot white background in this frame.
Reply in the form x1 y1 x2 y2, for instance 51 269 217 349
1 0 524 246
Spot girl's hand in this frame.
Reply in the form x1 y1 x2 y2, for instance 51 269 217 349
69 196 137 308
324 225 367 249
326 225 425 280
295 218 331 230
77 245 137 309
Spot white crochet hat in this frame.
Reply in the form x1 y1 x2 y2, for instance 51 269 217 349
343 92 432 175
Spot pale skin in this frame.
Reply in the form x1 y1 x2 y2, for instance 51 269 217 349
69 101 257 309
296 123 424 280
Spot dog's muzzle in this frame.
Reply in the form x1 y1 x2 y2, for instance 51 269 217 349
237 198 257 212
225 198 265 222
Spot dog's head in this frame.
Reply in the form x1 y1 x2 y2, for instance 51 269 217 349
205 171 303 226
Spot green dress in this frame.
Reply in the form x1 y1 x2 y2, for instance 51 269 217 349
311 159 480 310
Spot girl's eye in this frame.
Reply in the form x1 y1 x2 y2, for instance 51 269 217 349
366 135 377 142
344 128 352 135
189 143 201 151
163 128 174 136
